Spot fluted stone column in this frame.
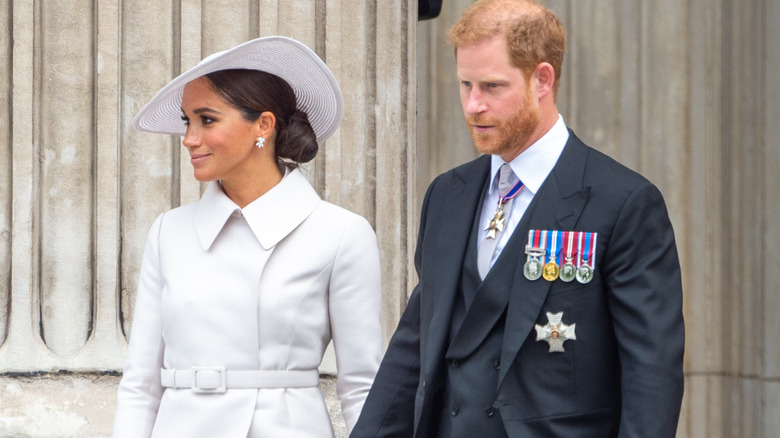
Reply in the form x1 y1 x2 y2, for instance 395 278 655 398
764 3 780 435
0 1 416 436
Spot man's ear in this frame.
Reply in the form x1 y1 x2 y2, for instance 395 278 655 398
533 62 555 99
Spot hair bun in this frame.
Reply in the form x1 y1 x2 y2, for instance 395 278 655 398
276 109 319 163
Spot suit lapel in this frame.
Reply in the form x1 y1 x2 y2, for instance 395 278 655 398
498 132 591 385
422 157 491 377
444 201 530 359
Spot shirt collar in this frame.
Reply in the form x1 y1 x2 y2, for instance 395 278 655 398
195 167 321 251
488 114 569 195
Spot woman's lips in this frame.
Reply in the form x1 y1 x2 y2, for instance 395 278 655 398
190 153 209 165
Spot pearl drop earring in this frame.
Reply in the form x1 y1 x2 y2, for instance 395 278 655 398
256 137 265 148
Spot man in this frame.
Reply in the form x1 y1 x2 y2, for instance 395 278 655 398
352 0 684 436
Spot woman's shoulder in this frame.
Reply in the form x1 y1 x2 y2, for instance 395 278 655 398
297 201 376 248
311 200 374 232
157 201 199 226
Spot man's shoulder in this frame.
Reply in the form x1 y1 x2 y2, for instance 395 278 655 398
432 154 491 187
562 132 669 216
567 132 653 190
418 155 490 215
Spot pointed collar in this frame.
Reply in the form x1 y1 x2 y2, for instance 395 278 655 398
488 114 569 196
195 168 321 251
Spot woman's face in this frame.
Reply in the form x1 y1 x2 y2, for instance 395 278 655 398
180 76 261 183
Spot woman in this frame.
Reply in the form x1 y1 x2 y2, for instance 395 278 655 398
112 36 382 437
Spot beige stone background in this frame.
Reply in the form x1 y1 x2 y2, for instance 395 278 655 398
0 0 777 437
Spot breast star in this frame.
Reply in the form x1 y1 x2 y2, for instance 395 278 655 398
534 311 576 352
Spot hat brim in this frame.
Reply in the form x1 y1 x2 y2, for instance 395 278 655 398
132 36 343 144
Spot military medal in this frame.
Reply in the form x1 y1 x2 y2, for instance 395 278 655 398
484 177 524 240
484 207 506 240
524 230 545 281
559 231 577 282
542 261 559 282
542 230 560 281
526 229 597 283
576 231 597 284
575 264 593 283
524 256 543 281
534 311 576 352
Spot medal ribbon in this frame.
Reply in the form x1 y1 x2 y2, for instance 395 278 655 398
485 172 524 240
579 232 589 267
497 178 525 207
588 233 597 269
577 232 597 269
563 231 575 263
545 230 558 263
555 230 564 265
529 230 598 268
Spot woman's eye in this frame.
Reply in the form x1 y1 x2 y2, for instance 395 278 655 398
201 116 215 125
180 115 190 126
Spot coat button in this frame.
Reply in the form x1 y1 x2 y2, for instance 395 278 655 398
493 360 500 370
451 406 460 416
485 406 495 417
451 359 460 368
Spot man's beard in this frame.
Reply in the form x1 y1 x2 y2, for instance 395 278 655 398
467 91 540 158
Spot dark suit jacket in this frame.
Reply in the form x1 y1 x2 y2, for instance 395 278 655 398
352 131 685 437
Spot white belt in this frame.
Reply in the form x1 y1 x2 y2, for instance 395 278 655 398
160 367 320 394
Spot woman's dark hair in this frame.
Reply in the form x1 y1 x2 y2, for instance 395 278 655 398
204 69 318 164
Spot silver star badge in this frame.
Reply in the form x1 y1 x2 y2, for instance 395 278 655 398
535 311 576 352
484 208 506 240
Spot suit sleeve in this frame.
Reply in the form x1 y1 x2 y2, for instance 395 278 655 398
112 214 166 438
350 176 441 438
602 183 685 437
350 286 422 438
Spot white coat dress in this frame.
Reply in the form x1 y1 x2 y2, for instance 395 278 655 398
112 168 383 437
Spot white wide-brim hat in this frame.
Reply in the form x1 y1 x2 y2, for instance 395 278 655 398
133 36 343 144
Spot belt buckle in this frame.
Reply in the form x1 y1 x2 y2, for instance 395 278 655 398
191 366 226 394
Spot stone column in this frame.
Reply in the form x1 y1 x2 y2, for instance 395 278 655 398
763 2 780 435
